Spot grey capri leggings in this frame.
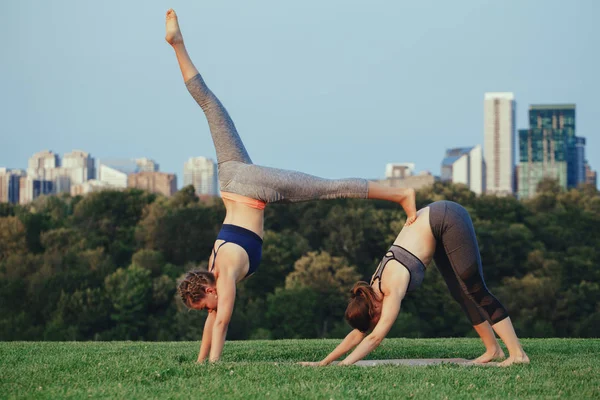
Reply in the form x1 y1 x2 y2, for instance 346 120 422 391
185 74 369 203
429 200 509 326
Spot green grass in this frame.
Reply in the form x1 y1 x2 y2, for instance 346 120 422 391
1 339 598 399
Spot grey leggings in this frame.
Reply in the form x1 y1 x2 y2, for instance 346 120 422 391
185 74 369 203
429 201 509 326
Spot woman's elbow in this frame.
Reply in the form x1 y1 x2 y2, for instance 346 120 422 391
214 319 230 329
366 334 384 347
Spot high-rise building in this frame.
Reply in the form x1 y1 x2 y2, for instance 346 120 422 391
574 137 586 186
135 158 159 172
128 172 177 197
52 150 96 194
385 163 415 179
27 150 60 181
184 157 218 196
441 145 484 195
484 92 516 196
517 104 583 198
26 150 95 195
0 168 26 204
19 176 53 204
585 162 597 187
63 150 96 182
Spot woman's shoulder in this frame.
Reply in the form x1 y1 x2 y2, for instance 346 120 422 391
379 260 410 297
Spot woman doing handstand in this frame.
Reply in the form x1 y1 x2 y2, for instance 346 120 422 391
166 9 418 363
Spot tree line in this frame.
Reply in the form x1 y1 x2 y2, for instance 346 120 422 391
0 179 598 341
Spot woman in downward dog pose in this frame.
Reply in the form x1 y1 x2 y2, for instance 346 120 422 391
166 9 417 363
315 201 529 367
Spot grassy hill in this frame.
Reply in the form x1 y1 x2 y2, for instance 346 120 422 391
1 338 598 399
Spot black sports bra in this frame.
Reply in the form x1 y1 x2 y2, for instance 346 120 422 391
371 245 426 293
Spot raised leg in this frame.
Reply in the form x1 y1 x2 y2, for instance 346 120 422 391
166 9 252 165
222 163 417 218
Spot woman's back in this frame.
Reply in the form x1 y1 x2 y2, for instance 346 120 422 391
392 206 436 267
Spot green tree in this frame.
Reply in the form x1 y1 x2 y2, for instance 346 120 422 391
496 273 559 337
132 249 166 277
45 288 110 340
322 205 394 276
72 189 156 265
286 251 360 295
475 221 540 283
0 203 16 217
104 265 153 339
40 228 86 253
136 198 222 266
0 217 28 261
239 230 311 299
265 288 321 338
398 265 472 338
285 251 360 337
555 281 600 337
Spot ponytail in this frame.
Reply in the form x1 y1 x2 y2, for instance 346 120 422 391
345 281 379 332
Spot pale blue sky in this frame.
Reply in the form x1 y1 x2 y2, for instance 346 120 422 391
1 0 598 187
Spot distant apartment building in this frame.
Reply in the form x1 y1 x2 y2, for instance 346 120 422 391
484 92 516 196
518 104 585 198
98 159 139 188
135 158 159 172
27 150 60 181
128 172 177 197
53 150 96 194
98 165 129 188
25 150 96 196
440 146 484 195
70 180 114 196
378 162 435 191
377 171 435 190
585 162 597 187
0 168 26 204
98 158 160 189
19 176 53 204
385 163 415 179
184 157 218 196
62 150 96 183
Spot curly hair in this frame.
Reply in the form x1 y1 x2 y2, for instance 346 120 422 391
178 270 216 308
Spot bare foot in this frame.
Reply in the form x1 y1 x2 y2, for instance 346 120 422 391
498 353 530 367
400 188 417 226
471 348 505 364
165 9 184 46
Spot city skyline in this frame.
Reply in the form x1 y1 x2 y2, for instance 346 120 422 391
1 98 596 204
2 97 596 190
2 1 597 190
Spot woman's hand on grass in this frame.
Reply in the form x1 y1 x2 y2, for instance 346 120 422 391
298 362 321 367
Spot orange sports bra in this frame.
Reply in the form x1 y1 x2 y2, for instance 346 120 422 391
221 191 266 210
